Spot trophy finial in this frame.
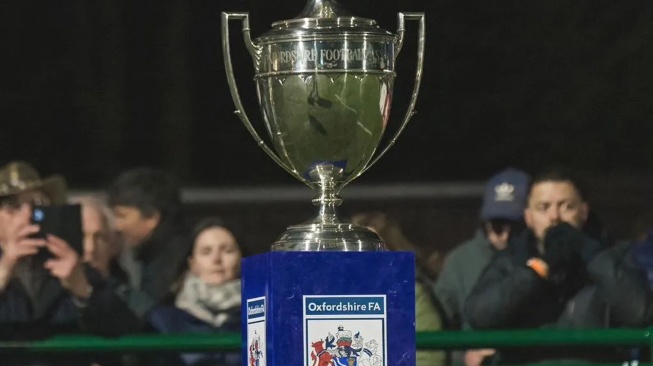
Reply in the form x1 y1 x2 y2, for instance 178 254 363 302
296 0 352 18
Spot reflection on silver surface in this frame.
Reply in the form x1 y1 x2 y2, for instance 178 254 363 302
222 0 425 251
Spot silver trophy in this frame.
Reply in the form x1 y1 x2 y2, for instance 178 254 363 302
222 0 425 251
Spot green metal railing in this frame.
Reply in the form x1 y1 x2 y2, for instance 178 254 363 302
416 328 653 349
0 333 241 353
0 329 651 354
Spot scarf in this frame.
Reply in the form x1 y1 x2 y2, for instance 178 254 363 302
175 274 241 327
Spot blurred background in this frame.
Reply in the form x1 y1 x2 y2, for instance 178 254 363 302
2 0 653 252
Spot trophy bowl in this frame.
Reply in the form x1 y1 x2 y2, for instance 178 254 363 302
222 0 425 251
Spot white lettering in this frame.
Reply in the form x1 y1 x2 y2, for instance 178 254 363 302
248 305 265 316
370 302 381 311
269 47 389 65
307 300 383 313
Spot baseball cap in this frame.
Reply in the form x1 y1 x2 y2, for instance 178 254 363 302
480 168 531 221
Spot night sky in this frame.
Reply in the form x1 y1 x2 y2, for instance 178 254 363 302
2 0 653 188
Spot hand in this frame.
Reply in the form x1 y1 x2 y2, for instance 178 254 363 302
43 235 91 299
352 212 391 235
464 349 496 366
0 204 46 271
542 222 584 273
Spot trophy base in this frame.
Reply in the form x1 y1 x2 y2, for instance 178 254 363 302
271 222 385 251
242 251 417 366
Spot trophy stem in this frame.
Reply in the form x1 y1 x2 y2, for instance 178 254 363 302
308 164 343 225
272 164 384 251
312 177 342 225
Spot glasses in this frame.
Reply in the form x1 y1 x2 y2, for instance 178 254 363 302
485 219 515 236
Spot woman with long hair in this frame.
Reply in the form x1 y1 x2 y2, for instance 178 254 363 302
148 217 245 366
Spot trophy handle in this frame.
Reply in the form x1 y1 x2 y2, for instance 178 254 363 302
351 12 426 183
221 12 308 184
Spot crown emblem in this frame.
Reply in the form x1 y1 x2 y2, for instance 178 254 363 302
494 182 515 201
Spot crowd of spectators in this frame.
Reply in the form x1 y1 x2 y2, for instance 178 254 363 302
1 160 653 366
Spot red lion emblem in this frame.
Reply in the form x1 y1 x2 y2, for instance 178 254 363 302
311 340 333 366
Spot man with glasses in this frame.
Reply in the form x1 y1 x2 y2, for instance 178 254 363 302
433 168 530 365
435 168 530 329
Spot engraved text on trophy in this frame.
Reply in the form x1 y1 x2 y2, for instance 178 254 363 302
259 41 394 74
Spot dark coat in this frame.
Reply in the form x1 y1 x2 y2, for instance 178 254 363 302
463 228 627 364
584 241 653 364
79 219 191 339
123 220 190 319
146 305 241 366
589 242 653 327
0 259 137 366
464 229 603 330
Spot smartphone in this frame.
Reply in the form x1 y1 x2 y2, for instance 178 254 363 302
31 204 83 259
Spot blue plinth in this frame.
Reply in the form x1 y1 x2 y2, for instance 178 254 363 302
242 251 416 366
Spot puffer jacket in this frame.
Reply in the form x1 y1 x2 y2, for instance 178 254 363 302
463 227 628 364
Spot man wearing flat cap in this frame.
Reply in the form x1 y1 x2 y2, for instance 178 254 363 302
0 161 138 365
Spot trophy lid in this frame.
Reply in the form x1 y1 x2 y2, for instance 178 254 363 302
257 0 394 42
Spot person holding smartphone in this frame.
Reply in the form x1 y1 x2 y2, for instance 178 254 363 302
0 162 86 301
0 161 138 365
